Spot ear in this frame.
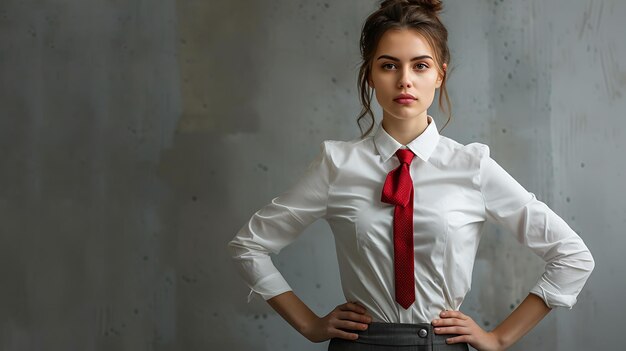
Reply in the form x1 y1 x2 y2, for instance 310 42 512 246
436 63 447 88
368 77 375 89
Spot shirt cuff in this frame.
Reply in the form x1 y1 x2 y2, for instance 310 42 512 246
246 272 293 303
529 276 578 309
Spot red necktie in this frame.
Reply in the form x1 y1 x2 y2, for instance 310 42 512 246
381 148 416 309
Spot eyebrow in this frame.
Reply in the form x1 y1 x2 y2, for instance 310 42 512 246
376 54 433 62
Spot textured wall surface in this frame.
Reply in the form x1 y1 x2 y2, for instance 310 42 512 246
0 0 623 350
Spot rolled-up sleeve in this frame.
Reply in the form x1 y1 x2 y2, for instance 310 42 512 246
227 140 334 302
478 144 595 309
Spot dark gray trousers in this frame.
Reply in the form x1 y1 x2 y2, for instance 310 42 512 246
328 322 469 351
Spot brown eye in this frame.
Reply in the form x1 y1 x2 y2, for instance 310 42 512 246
415 63 429 70
382 63 396 70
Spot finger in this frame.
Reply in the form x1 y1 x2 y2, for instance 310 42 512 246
342 302 367 314
330 328 360 341
338 311 372 323
445 334 472 344
343 301 367 314
434 317 465 326
353 301 369 312
440 310 467 320
334 319 369 331
353 306 374 319
434 326 471 335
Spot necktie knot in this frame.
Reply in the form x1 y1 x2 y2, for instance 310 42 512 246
396 148 415 165
381 149 415 208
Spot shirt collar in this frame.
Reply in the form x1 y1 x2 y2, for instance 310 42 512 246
373 115 441 163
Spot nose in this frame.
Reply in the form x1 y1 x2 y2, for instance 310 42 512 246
398 67 412 88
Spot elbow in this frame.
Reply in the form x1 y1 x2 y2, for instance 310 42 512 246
571 246 595 285
226 236 267 261
578 241 595 274
585 249 595 275
226 238 235 251
572 246 595 279
226 237 243 259
568 240 595 277
227 236 246 260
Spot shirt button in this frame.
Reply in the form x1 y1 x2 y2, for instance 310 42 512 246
418 328 428 338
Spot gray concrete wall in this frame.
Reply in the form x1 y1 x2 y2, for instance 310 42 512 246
0 0 623 350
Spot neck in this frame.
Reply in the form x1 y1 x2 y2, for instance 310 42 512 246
381 112 430 146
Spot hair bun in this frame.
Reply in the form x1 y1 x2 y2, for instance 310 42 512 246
379 0 443 14
408 0 443 13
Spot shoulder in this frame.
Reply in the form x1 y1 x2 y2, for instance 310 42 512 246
318 135 375 166
431 135 491 169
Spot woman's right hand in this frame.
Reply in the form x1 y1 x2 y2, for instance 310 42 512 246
303 301 373 343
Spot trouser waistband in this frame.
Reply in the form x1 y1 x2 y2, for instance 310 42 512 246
347 322 461 346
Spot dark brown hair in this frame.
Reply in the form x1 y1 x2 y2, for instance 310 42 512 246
356 0 452 138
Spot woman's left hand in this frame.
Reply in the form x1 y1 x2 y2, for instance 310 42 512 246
432 310 503 351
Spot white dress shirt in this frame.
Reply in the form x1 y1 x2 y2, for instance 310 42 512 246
227 115 595 324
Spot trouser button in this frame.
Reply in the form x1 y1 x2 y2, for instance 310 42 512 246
418 328 428 338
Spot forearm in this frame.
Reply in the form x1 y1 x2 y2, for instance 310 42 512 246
267 290 319 337
491 293 552 349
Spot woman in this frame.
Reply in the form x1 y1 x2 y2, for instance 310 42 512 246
227 1 595 350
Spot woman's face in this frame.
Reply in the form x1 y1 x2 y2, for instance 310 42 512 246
368 28 446 123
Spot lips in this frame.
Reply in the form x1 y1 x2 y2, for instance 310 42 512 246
394 93 416 100
394 98 414 105
394 93 416 105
